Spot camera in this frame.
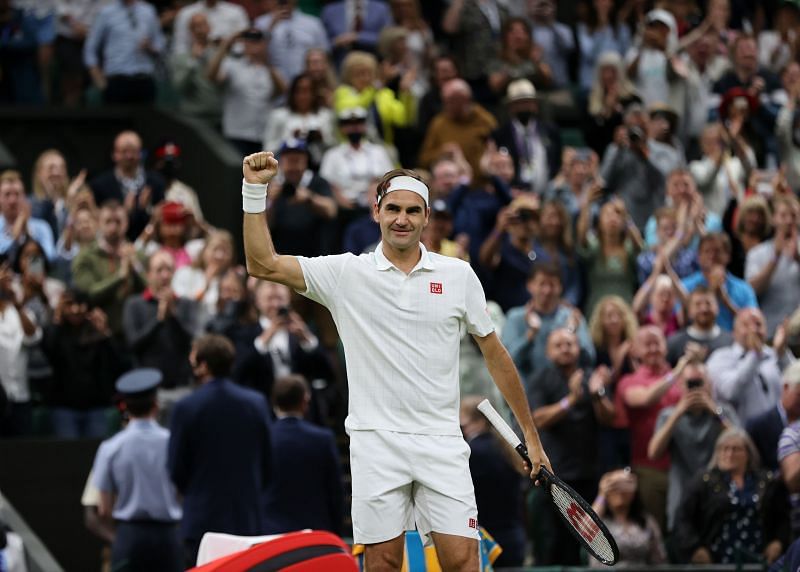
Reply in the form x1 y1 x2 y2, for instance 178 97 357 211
277 306 291 318
516 208 536 222
627 126 644 145
686 378 704 390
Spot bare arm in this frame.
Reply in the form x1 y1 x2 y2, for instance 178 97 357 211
97 491 114 519
648 407 683 460
473 331 552 476
625 357 688 408
782 451 800 492
242 152 306 291
442 0 465 35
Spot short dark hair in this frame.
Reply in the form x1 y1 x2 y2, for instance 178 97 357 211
99 198 123 211
272 375 310 411
689 285 715 300
193 334 236 378
698 232 731 254
527 261 563 283
124 392 156 417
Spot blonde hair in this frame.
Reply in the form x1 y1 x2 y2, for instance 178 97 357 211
736 194 772 238
707 427 761 472
340 51 378 87
589 295 638 348
194 230 235 271
378 26 408 60
32 149 66 199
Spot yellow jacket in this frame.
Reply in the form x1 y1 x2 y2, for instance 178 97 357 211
334 84 415 145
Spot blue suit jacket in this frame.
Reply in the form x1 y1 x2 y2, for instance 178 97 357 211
262 417 343 535
321 1 392 59
168 378 272 542
746 405 785 471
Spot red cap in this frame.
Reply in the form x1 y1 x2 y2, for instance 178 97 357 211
155 142 181 159
161 201 187 224
719 87 759 120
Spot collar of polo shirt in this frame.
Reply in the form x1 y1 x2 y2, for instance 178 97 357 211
380 175 429 206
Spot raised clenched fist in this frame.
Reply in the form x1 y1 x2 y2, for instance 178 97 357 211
243 152 279 185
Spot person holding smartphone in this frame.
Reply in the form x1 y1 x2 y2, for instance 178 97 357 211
647 359 736 532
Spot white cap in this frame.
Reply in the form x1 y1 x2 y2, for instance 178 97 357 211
380 175 429 206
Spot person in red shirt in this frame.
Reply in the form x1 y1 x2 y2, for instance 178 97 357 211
617 325 702 531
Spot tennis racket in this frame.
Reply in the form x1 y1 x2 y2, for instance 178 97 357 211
477 399 619 566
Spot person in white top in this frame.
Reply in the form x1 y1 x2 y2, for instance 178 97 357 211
239 151 551 571
171 0 249 56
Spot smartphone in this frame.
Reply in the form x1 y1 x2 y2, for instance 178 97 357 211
686 378 704 390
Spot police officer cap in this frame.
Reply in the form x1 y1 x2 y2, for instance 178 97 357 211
116 368 162 395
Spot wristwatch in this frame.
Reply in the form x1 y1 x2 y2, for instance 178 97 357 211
593 386 607 400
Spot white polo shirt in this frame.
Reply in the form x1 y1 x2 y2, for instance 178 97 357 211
298 243 494 436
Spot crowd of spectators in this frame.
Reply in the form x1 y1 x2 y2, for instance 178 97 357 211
3 0 800 568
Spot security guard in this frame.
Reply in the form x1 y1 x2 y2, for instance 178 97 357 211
91 369 183 571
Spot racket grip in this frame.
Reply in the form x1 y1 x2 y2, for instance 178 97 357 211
515 443 532 467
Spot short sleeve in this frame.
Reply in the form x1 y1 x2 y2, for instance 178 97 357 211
91 443 114 494
463 264 494 337
745 244 771 281
778 425 800 462
297 253 352 308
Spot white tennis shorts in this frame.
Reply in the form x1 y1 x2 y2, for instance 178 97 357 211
349 429 480 545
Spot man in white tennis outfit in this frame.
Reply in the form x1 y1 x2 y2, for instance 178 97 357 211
240 151 551 571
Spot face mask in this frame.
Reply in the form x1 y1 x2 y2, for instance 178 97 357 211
347 131 364 145
515 111 533 126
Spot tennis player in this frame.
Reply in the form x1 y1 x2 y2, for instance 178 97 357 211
240 151 551 571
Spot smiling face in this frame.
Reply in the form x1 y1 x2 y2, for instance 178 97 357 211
373 190 429 252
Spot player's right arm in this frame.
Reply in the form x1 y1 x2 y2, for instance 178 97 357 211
242 152 306 292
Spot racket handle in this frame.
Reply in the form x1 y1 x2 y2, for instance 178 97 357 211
515 443 532 467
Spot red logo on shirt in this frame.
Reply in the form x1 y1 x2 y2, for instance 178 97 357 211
430 282 443 294
468 517 478 530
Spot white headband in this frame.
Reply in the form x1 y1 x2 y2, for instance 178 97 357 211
382 175 429 206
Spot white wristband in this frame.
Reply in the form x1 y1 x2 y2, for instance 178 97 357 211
242 179 268 213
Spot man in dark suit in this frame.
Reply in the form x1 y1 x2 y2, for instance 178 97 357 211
89 130 166 240
263 374 343 535
168 334 272 568
490 79 561 195
747 362 800 470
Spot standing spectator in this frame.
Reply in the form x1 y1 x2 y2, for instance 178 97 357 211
528 329 614 565
617 326 693 531
29 149 86 240
529 200 581 305
135 202 193 268
502 262 595 384
731 193 773 278
43 289 121 439
0 263 41 437
171 0 248 56
416 55 459 137
490 79 561 195
333 50 413 147
83 0 165 105
303 47 337 108
169 12 223 125
633 274 683 338
488 18 553 100
682 233 758 331
666 286 733 365
636 207 699 284
262 73 336 168
577 194 643 319
263 375 343 535
53 0 107 106
123 250 197 407
88 130 166 241
168 334 272 568
748 361 800 471
707 308 795 424
746 195 800 337
460 395 526 568
54 203 97 284
0 0 42 103
419 79 497 177
647 361 736 531
72 200 145 340
172 230 235 325
544 149 595 220
776 77 800 193
254 0 328 84
576 0 631 92
590 469 667 566
388 0 433 88
319 107 394 220
209 28 286 156
599 106 668 231
154 142 205 228
776 363 800 538
674 428 789 565
267 139 337 258
91 369 183 572
0 170 55 262
690 122 754 218
527 0 575 89
585 52 638 155
320 0 393 63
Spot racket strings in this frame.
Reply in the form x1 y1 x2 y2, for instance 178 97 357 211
550 483 615 563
